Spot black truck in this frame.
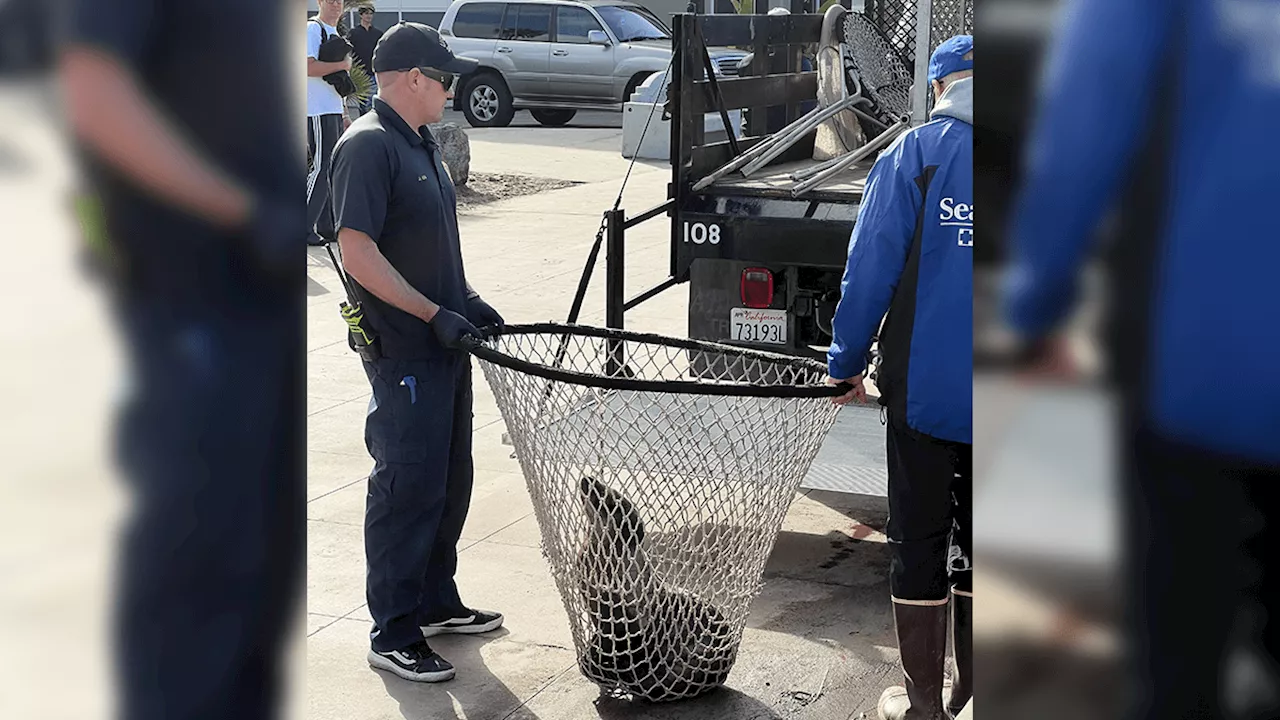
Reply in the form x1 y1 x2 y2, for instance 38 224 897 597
587 1 970 363
669 8 868 362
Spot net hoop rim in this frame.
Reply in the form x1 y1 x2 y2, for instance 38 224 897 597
463 323 853 398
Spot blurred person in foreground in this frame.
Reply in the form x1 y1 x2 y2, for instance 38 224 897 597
827 36 974 720
328 22 506 684
57 1 304 718
1002 0 1280 717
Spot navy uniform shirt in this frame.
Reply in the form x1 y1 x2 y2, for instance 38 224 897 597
328 98 469 359
63 0 300 309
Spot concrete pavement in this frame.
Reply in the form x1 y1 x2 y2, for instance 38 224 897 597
306 122 901 719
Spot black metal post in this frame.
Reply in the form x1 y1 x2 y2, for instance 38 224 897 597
605 208 626 376
606 208 626 330
700 40 741 157
670 15 688 281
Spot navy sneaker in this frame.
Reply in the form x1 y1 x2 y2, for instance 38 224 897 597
367 640 456 683
421 608 505 638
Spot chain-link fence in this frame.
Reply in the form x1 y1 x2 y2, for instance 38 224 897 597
862 0 974 71
931 0 973 50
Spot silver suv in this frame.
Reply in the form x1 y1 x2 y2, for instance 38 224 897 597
439 0 747 127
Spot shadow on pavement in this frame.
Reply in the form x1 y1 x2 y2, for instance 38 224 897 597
590 685 785 720
764 490 890 593
307 275 330 297
758 538 893 648
756 494 896 661
765 528 890 587
377 628 543 720
803 489 890 527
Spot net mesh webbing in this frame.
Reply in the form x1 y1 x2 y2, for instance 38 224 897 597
469 325 844 701
844 10 915 121
862 0 974 67
849 0 975 119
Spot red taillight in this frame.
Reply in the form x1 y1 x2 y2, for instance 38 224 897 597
740 268 774 309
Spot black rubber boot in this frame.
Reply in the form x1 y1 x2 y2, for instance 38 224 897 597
878 601 950 720
946 592 972 717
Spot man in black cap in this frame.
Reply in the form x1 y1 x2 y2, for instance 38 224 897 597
327 22 506 683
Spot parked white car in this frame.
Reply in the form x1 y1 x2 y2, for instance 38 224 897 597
439 0 748 127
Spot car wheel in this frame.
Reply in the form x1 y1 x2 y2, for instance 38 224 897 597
530 109 577 127
462 73 515 128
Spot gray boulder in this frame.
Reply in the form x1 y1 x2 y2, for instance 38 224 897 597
427 121 471 187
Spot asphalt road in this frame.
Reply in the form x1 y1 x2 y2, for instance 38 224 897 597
441 107 622 130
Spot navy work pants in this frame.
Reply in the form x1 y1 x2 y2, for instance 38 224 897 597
363 353 475 652
884 410 973 601
112 297 304 720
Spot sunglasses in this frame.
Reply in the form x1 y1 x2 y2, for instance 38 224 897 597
416 67 455 92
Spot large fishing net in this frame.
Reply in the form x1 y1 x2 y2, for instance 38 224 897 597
852 0 975 119
843 10 915 123
466 324 846 702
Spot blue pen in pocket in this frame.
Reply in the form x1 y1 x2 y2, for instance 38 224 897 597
400 375 417 404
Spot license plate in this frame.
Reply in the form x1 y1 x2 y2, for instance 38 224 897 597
730 308 787 345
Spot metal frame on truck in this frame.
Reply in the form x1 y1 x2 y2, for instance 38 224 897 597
565 4 909 356
666 8 876 361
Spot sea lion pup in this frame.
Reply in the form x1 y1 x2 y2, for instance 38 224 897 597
576 477 735 700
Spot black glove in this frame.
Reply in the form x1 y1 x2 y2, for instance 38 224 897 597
429 308 482 350
465 294 504 335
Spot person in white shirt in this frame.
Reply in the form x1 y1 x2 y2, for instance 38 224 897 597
306 0 351 245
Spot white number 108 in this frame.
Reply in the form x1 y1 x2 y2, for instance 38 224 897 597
684 222 721 245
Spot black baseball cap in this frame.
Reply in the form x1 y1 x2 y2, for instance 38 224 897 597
372 22 479 74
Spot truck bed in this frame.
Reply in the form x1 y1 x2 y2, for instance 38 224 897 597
707 157 873 203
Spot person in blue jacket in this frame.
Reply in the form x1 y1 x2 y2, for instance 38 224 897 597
827 35 973 720
1002 1 1280 717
